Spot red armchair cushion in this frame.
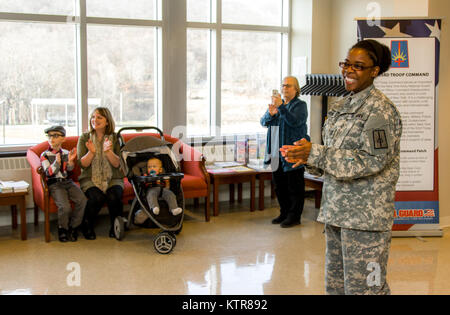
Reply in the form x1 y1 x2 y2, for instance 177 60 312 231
27 133 209 214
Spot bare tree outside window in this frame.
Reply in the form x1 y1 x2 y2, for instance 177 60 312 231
187 0 210 23
186 0 286 136
0 22 76 144
0 0 74 15
1 0 288 147
87 0 155 19
222 0 283 26
221 30 280 135
87 25 156 130
187 28 209 136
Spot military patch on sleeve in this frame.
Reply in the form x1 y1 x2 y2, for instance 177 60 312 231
373 129 388 149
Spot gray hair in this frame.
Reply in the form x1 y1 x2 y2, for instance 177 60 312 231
284 76 300 98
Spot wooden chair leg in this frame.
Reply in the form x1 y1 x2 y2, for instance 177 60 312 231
315 190 322 209
204 196 210 222
11 205 18 229
45 208 51 242
34 205 39 226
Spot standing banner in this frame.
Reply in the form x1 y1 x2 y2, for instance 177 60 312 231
357 18 442 236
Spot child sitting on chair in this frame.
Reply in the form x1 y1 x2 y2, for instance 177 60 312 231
40 125 87 242
145 157 182 216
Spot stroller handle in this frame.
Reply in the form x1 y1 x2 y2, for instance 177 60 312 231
117 126 165 146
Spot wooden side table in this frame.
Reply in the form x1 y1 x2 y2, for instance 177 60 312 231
207 170 257 216
304 172 323 209
256 171 275 210
0 191 28 240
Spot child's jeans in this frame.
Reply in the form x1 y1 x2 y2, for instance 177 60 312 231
48 179 87 230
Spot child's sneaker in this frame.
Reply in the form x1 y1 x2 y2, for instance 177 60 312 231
152 207 160 215
171 208 182 216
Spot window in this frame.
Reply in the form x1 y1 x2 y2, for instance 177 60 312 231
0 22 76 145
87 0 156 20
222 0 284 26
186 0 289 137
0 0 161 149
0 0 74 15
187 0 210 23
0 0 290 149
187 28 210 136
221 30 282 134
87 25 157 128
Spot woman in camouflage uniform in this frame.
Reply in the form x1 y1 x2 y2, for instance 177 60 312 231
280 40 402 295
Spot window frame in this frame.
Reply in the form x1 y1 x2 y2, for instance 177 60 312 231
0 0 291 152
186 0 291 137
0 0 162 152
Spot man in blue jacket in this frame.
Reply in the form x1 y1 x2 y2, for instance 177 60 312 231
260 76 310 227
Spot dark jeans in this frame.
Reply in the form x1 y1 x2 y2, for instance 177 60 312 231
272 165 305 221
83 185 123 228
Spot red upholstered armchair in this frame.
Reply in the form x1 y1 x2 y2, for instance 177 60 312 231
26 133 210 242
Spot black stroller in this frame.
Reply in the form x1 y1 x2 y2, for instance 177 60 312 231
113 127 184 254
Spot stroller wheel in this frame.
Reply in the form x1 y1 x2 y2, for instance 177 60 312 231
114 216 125 240
169 232 177 247
154 231 175 254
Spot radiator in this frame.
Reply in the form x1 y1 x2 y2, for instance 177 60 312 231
0 157 34 208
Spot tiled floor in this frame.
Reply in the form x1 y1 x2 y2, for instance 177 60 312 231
0 197 449 295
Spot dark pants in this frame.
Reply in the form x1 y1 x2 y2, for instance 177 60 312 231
83 185 123 228
272 165 305 221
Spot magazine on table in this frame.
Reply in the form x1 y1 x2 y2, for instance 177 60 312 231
0 180 29 193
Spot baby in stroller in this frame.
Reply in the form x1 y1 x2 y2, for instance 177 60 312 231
114 127 184 254
145 157 183 216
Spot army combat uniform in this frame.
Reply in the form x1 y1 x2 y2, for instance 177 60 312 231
306 84 402 295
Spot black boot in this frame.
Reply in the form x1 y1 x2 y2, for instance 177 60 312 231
271 214 287 224
82 221 96 240
280 214 301 228
69 226 79 242
58 228 69 242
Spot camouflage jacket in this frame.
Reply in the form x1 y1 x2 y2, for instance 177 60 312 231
307 85 402 231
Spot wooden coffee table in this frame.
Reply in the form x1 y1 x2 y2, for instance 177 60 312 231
255 170 275 210
0 191 28 240
207 169 257 216
304 172 323 208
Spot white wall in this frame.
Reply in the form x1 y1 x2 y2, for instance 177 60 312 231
291 0 333 143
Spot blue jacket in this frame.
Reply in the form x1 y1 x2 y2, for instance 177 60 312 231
260 97 310 172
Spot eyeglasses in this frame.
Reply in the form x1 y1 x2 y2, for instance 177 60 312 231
47 133 64 139
339 61 374 71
